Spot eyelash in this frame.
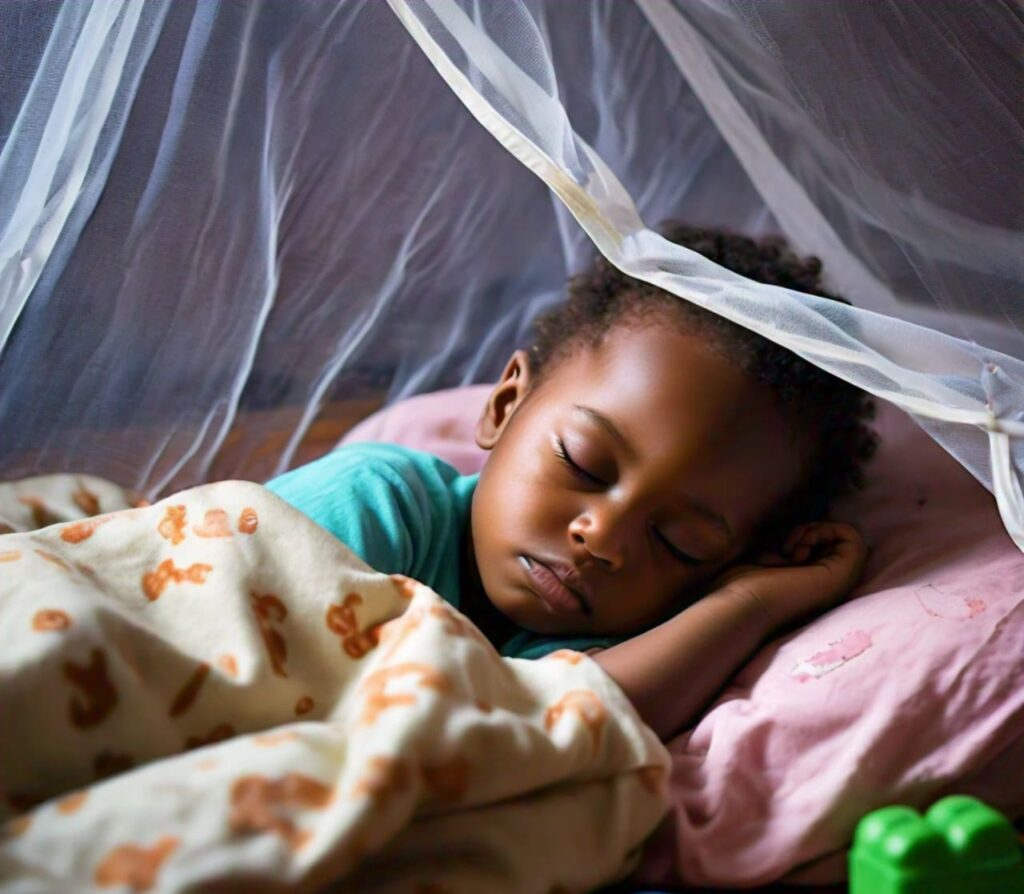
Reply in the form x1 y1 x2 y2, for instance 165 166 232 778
555 438 606 485
555 438 701 567
653 529 701 566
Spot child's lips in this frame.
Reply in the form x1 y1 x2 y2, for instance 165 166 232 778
519 556 591 616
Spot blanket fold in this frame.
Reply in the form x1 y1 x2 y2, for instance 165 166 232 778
0 476 668 893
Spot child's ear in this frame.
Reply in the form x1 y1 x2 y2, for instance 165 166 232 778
476 350 533 450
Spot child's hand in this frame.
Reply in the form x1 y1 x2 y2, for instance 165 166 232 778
710 521 868 630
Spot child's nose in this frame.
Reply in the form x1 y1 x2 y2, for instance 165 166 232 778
568 508 628 571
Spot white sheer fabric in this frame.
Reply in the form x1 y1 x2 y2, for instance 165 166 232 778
0 0 772 493
1 0 1021 548
391 0 1024 548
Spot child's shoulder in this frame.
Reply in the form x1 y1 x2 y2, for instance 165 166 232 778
265 442 475 578
329 442 461 481
266 442 464 498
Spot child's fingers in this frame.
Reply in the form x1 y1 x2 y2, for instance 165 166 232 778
783 524 819 562
803 524 868 578
782 524 813 554
782 526 804 551
820 525 868 566
783 521 863 564
811 521 863 552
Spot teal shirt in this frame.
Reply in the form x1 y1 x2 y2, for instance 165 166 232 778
266 443 619 659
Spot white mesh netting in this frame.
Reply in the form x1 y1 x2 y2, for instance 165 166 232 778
1 0 1021 547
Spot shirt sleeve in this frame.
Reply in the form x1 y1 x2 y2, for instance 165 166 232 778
265 444 429 577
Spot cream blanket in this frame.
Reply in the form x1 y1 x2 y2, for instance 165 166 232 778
0 476 669 893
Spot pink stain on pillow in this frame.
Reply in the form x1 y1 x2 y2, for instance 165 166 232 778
790 630 872 682
915 582 987 620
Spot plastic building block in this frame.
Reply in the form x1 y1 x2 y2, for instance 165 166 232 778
850 795 1024 894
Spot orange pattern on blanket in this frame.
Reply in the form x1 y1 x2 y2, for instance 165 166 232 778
94 835 179 892
0 549 21 562
295 695 314 715
216 653 238 678
33 609 71 632
253 730 299 747
64 647 118 728
238 507 259 534
358 662 450 726
250 592 289 677
428 603 473 637
142 558 213 601
390 573 419 601
544 690 607 753
635 765 666 795
352 756 411 805
157 505 187 545
545 649 584 665
72 481 101 516
61 516 111 543
326 593 380 659
420 757 470 804
192 508 232 538
35 548 69 571
375 608 426 662
229 773 332 851
169 662 210 717
185 723 236 751
57 790 89 815
17 495 59 528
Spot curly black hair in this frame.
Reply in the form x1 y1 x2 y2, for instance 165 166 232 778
529 223 877 532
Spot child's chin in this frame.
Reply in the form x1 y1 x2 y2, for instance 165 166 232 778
504 604 587 637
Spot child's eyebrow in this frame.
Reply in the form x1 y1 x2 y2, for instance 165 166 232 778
572 403 733 545
572 404 637 460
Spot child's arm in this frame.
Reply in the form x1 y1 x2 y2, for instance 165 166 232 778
592 521 867 741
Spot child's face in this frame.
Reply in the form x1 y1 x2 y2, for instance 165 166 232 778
470 320 805 637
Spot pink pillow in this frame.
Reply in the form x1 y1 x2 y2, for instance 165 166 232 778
341 387 1024 887
341 385 492 475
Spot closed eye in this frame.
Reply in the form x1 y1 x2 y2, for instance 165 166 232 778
555 437 706 565
555 438 606 486
654 528 702 566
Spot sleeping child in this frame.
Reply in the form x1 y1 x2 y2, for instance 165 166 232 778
267 224 877 740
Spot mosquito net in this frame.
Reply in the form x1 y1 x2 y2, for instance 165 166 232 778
1 0 1022 551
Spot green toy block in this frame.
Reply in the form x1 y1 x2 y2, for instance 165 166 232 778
849 795 1024 894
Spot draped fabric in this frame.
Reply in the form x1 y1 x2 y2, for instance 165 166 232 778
1 0 1021 549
